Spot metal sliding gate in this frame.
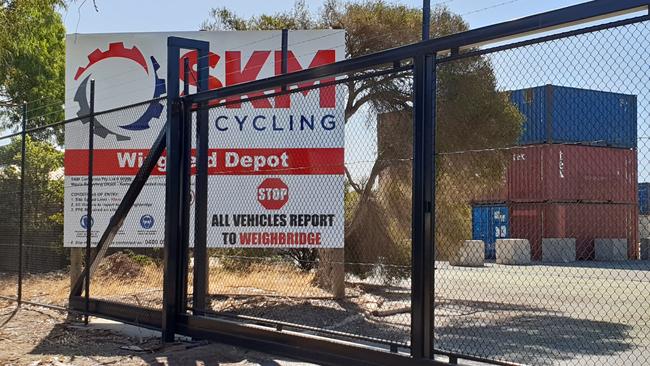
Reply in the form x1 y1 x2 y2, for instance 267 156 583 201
60 1 650 365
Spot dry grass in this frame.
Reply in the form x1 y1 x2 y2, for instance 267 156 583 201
205 263 330 298
0 274 17 297
0 261 328 308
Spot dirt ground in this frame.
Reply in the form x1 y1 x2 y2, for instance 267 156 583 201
5 253 650 365
0 299 315 366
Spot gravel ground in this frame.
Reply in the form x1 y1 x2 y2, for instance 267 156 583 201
3 260 650 365
433 260 650 365
0 299 316 366
206 260 650 365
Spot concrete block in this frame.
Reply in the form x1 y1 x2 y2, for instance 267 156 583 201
640 215 650 239
496 239 531 265
542 238 576 263
594 239 628 261
640 238 650 260
450 240 484 267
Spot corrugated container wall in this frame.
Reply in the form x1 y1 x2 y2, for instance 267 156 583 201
511 85 637 148
639 183 650 214
509 202 638 261
507 145 637 203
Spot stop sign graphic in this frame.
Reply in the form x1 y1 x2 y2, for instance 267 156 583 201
257 178 289 210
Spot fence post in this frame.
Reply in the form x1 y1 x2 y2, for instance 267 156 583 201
164 37 210 342
17 103 27 306
84 79 95 325
281 29 288 92
193 54 210 315
411 52 434 359
164 42 183 343
422 0 430 41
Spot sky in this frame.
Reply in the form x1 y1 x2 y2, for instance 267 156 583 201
59 1 650 182
62 0 590 34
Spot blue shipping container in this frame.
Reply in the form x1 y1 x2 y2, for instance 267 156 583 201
640 183 650 214
471 205 509 260
510 85 637 148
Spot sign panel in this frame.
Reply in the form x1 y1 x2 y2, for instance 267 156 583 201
64 30 345 248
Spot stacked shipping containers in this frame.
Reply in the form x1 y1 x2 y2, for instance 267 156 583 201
473 85 638 260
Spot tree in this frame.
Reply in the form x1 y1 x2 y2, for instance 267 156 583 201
202 1 522 282
0 0 66 142
0 136 64 271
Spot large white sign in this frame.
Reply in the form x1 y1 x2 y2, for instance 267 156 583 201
64 31 345 248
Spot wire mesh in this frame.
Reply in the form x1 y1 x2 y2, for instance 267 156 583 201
0 128 22 301
187 69 415 346
433 19 650 365
2 10 650 365
79 100 167 309
19 125 68 306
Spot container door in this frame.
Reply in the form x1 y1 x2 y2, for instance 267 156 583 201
472 206 489 240
472 207 490 257
489 206 509 259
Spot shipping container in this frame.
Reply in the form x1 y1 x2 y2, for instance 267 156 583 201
509 202 638 261
507 144 637 203
471 205 509 259
510 85 637 148
639 182 650 214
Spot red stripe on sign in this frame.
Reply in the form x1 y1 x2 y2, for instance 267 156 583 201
64 148 344 176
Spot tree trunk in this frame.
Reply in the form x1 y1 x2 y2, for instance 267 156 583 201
69 248 82 290
316 248 345 299
68 248 83 321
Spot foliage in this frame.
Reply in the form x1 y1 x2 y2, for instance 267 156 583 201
0 136 64 257
0 0 66 143
122 249 157 267
201 0 313 31
202 1 523 278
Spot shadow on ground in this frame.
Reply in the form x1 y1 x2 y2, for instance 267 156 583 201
216 297 411 344
434 298 634 365
28 322 300 365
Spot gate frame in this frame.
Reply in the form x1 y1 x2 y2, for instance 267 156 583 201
68 1 650 365
163 36 210 342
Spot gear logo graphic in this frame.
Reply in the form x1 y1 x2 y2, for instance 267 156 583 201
73 42 166 141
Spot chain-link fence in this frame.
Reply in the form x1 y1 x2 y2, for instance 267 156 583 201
433 18 650 365
0 98 168 313
184 69 415 348
3 4 650 365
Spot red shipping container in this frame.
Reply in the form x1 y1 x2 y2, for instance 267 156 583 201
509 202 638 261
507 145 637 203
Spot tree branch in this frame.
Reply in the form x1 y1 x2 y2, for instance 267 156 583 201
345 93 374 120
344 167 363 194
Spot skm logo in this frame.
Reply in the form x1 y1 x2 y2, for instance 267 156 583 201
179 50 336 109
73 43 166 141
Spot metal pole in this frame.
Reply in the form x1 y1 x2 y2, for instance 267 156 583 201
281 29 288 91
411 53 434 359
85 79 95 325
193 52 210 315
17 103 26 306
183 58 190 96
423 0 431 41
163 42 182 343
427 54 436 358
180 58 191 312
